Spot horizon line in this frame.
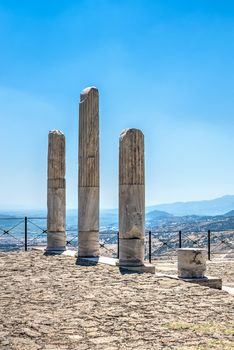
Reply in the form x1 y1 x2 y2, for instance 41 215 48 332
0 193 233 212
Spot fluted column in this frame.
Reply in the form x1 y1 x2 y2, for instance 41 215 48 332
47 130 66 252
119 128 145 266
78 87 99 257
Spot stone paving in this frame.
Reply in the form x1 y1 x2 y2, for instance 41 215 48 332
0 251 233 350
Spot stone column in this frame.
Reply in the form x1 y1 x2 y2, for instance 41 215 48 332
78 87 99 257
47 130 66 252
119 128 145 266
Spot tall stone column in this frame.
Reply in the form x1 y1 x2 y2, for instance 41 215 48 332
78 87 99 257
119 128 145 267
47 130 66 252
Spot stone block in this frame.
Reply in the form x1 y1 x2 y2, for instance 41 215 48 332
119 238 144 266
177 248 207 278
119 185 144 239
46 231 66 252
78 231 99 257
78 187 99 231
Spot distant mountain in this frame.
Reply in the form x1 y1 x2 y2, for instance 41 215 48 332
148 195 234 216
0 214 15 219
146 210 173 220
224 210 234 217
1 195 234 221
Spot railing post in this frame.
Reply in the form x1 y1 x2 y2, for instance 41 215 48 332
207 229 211 260
179 230 182 248
24 217 28 251
117 231 119 259
149 230 152 264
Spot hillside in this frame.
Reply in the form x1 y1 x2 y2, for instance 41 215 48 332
224 210 234 217
149 195 234 216
146 210 173 220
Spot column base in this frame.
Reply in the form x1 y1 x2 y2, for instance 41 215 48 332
119 238 144 266
78 231 99 257
46 231 66 253
118 263 155 274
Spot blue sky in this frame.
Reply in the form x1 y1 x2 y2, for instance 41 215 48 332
0 0 234 209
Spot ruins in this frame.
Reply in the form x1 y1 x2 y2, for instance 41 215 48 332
45 87 221 282
46 130 66 252
78 87 100 257
178 248 207 278
119 128 145 266
177 248 222 289
118 128 155 273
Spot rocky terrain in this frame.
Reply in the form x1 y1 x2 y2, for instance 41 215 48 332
0 250 233 350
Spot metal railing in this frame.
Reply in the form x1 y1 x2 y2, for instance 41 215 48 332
147 229 234 261
0 217 119 256
0 217 233 261
0 217 48 251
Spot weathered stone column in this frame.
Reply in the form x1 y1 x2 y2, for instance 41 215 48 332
78 87 99 257
119 128 145 267
47 130 66 252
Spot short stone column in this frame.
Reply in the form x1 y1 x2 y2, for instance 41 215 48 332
119 128 145 267
177 248 206 278
47 130 66 252
78 87 99 257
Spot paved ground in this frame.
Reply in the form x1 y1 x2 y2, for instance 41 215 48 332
0 251 233 350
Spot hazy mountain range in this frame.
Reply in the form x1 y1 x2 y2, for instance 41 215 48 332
102 195 234 219
147 195 234 216
1 195 234 221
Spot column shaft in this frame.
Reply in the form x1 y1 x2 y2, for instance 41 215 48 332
78 87 99 257
47 130 66 251
119 128 145 266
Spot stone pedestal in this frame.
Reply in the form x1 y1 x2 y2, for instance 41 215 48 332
177 248 206 278
78 87 99 257
119 129 155 273
177 248 222 289
47 130 66 252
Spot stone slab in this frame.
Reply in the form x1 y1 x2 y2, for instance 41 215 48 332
181 276 222 290
79 256 155 274
156 273 222 290
32 247 78 256
78 256 118 266
222 285 234 295
118 263 156 274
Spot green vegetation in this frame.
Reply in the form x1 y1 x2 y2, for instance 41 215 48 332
164 320 234 336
